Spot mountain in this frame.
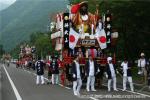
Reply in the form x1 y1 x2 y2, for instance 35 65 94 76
0 0 68 51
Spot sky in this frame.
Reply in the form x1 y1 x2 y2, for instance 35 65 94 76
0 0 16 4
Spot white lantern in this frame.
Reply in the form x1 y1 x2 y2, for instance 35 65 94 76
111 32 119 38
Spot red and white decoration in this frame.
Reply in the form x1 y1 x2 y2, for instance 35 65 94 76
69 28 80 49
88 49 97 58
55 38 63 51
51 31 62 39
56 13 63 32
95 29 107 49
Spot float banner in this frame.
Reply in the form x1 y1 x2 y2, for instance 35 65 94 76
105 12 112 48
63 13 70 49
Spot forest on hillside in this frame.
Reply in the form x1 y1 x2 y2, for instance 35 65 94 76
0 0 68 51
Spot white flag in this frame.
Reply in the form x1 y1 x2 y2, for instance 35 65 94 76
95 29 107 49
69 28 80 49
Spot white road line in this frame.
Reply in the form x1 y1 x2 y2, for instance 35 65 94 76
102 84 150 98
89 97 99 100
23 69 150 99
24 69 72 90
64 86 71 90
44 77 49 81
58 84 71 89
23 70 97 100
3 65 22 100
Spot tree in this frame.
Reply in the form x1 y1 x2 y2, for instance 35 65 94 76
0 44 4 57
34 34 51 58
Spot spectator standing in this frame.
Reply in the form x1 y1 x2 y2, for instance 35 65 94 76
35 57 45 85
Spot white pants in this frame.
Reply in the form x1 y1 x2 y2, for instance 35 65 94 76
36 75 44 84
52 74 59 84
86 76 96 91
73 78 82 95
108 76 117 91
123 76 134 91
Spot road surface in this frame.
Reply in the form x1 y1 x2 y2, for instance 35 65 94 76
0 63 150 100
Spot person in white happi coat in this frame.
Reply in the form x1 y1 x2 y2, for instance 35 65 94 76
138 53 147 83
86 55 98 92
71 55 82 96
138 53 146 75
121 58 134 91
106 57 118 91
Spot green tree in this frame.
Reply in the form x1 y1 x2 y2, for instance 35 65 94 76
0 44 4 57
33 33 52 58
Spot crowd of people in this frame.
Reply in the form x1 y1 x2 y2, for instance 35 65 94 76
20 52 149 96
1 51 150 97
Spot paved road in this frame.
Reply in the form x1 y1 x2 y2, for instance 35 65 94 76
0 63 150 100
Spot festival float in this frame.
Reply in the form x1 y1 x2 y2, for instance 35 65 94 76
50 1 118 85
17 44 36 68
2 53 11 64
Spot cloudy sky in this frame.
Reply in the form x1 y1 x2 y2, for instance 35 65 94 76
0 0 16 4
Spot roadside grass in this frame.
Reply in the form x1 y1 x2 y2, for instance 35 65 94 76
131 66 146 84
